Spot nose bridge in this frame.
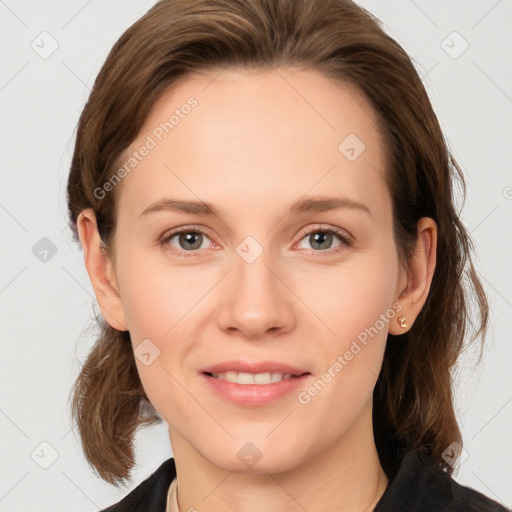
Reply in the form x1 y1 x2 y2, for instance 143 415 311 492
216 235 295 337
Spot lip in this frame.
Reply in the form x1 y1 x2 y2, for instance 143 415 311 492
199 360 308 376
199 360 311 407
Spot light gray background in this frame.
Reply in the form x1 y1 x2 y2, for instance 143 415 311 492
1 1 511 510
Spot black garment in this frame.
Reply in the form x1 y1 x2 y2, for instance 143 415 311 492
100 451 510 512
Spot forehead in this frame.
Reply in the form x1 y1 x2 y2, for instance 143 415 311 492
116 66 389 221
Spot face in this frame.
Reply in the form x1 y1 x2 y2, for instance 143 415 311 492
106 67 408 473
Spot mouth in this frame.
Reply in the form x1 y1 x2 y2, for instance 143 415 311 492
199 361 312 406
203 371 307 384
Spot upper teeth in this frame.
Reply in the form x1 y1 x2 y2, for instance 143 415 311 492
212 371 292 384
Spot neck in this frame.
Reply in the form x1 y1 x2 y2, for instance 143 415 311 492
169 403 388 512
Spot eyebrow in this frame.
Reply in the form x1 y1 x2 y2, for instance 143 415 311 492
140 196 372 218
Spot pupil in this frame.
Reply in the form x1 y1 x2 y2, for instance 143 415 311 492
311 232 332 250
180 232 202 250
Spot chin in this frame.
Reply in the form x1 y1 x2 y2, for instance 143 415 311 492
202 436 306 475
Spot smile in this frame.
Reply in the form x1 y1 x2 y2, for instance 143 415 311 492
206 371 295 384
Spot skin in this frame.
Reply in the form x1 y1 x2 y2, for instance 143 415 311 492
77 67 437 512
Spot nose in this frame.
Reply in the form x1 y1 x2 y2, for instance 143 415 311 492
216 246 296 339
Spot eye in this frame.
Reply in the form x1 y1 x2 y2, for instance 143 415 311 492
159 226 214 256
158 224 352 257
296 225 352 254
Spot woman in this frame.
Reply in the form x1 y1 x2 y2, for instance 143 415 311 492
66 0 510 510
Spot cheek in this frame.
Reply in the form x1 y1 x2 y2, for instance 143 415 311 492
116 260 200 420
295 251 397 342
116 246 207 342
114 248 217 398
293 263 395 432
340 269 396 347
294 250 398 395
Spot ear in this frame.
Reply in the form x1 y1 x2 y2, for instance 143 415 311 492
389 217 437 335
76 208 128 331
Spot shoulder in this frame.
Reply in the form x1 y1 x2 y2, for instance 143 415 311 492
375 450 510 512
100 458 176 512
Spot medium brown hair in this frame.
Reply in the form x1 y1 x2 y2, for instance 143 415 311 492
67 0 488 485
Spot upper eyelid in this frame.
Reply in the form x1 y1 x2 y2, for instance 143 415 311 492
295 224 350 240
162 225 215 242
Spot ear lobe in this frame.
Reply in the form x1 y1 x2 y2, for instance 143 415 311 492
389 217 437 334
76 208 128 332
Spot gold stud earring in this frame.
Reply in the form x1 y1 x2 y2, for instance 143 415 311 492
398 316 407 329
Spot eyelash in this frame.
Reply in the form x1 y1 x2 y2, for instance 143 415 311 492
158 224 352 258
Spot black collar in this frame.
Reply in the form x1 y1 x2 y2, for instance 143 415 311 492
374 450 508 511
